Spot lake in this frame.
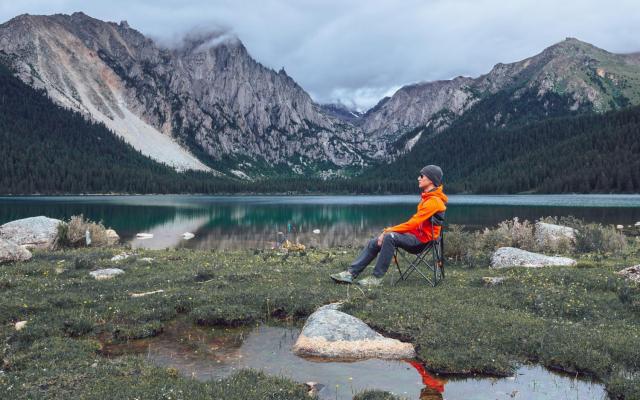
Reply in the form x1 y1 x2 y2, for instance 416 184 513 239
1 194 639 249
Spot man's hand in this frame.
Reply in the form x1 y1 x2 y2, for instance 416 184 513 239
377 232 386 246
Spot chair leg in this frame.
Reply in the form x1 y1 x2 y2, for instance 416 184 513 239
393 241 445 287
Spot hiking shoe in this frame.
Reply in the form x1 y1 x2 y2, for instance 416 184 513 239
330 271 354 284
357 276 383 287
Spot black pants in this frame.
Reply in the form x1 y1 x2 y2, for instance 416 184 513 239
348 232 426 278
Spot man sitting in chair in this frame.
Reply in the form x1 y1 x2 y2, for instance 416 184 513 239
331 165 448 287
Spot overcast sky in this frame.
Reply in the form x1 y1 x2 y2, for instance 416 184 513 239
2 0 639 111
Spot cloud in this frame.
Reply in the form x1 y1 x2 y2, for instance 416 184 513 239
326 86 402 112
2 0 640 110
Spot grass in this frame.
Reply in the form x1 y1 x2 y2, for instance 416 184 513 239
0 243 639 399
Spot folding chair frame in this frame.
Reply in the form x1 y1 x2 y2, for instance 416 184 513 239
392 215 445 287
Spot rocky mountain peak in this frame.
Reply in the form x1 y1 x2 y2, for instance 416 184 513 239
0 12 381 177
359 75 476 139
361 37 640 141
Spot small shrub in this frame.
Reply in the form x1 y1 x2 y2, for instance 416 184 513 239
495 217 536 250
574 223 628 254
443 225 472 261
63 317 94 337
55 222 70 248
54 215 110 249
73 255 96 270
194 269 216 282
477 227 510 252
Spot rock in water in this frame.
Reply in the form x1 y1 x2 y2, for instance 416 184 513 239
90 268 124 280
491 247 576 268
0 238 32 264
0 216 62 249
292 304 415 359
182 232 195 240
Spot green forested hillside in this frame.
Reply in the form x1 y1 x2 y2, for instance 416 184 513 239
0 61 240 194
362 91 640 194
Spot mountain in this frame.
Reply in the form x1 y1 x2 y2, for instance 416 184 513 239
319 103 363 124
1 11 640 190
0 12 380 178
359 39 640 194
360 38 640 144
0 59 235 194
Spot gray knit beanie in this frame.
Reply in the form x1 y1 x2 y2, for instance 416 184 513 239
420 165 443 187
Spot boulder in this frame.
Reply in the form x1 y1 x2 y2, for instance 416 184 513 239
0 216 62 249
14 321 27 331
182 232 195 240
105 229 120 245
535 222 576 248
0 238 32 264
491 247 576 268
617 265 640 283
292 304 415 359
89 268 124 280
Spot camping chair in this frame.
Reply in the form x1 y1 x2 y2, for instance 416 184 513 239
392 212 445 287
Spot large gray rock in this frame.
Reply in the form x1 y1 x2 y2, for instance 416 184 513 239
292 304 415 359
535 222 576 248
0 216 62 249
0 238 32 264
491 247 577 268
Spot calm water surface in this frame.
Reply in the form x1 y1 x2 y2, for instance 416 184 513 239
103 322 607 400
1 194 639 249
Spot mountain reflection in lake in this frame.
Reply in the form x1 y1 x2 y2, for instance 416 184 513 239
102 322 607 400
1 195 639 250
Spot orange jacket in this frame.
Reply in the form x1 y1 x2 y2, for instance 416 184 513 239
383 185 448 243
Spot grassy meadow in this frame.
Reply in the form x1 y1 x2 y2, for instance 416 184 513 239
0 219 639 399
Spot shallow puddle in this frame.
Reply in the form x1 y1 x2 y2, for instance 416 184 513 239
102 322 607 399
